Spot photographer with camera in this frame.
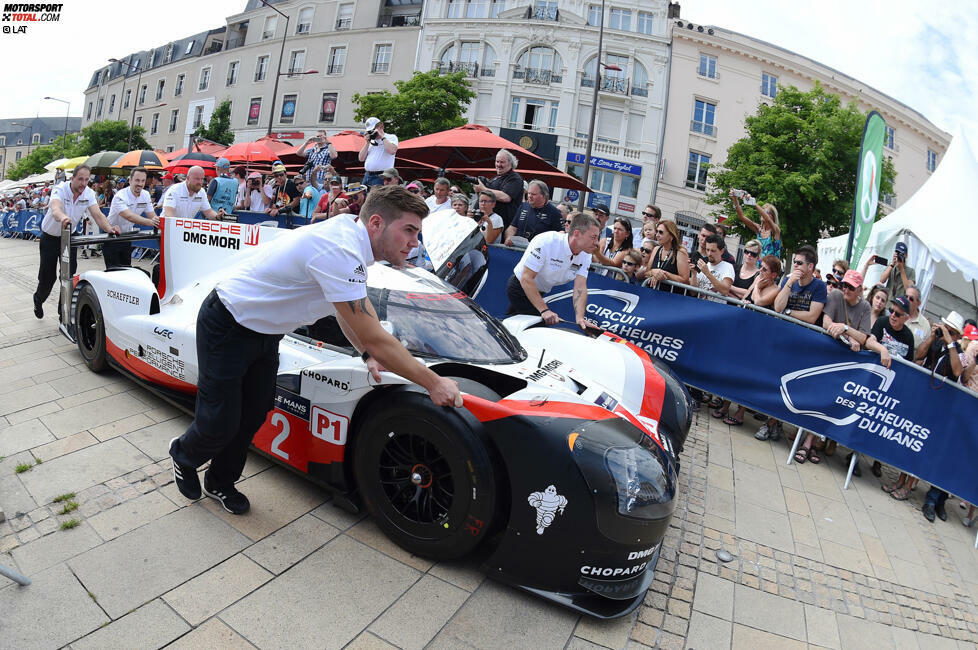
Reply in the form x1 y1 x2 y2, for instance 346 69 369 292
729 189 782 259
865 241 915 299
358 117 399 187
238 172 268 212
297 130 337 188
472 149 524 229
471 190 503 244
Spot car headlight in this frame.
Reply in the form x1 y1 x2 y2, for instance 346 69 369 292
605 443 674 520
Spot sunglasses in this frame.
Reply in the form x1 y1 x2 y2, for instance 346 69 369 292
622 261 637 267
841 283 856 291
890 309 907 318
274 173 285 178
640 247 652 254
407 188 420 193
833 268 845 276
792 259 806 266
743 250 759 257
564 219 572 225
656 229 667 235
643 212 657 218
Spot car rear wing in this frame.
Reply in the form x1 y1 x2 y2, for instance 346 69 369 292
57 224 160 341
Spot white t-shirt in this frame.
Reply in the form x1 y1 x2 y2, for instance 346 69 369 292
480 212 504 244
216 215 374 334
363 133 399 172
513 230 591 293
162 181 211 219
108 187 154 233
41 181 98 236
696 259 735 302
425 195 453 213
245 189 266 212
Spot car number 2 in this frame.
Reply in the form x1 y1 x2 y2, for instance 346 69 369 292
312 406 348 445
270 412 290 460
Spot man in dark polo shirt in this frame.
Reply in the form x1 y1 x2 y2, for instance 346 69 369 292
503 180 562 245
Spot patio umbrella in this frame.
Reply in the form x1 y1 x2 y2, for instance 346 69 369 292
111 149 169 171
397 124 591 192
82 151 125 175
328 130 367 171
222 140 282 165
165 152 218 176
44 158 68 172
167 139 227 159
56 155 89 170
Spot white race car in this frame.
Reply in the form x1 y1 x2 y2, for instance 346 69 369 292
60 212 691 618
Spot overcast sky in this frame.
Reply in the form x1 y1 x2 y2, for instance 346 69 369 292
1 0 973 157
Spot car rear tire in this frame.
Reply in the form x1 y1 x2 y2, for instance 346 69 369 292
75 284 107 372
353 392 497 560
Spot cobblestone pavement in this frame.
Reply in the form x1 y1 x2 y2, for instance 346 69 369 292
1 236 976 649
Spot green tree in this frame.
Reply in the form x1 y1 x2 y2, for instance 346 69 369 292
194 99 235 145
72 120 150 157
705 83 895 255
351 70 476 140
5 133 80 180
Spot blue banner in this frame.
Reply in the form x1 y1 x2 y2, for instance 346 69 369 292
566 152 642 176
477 245 978 505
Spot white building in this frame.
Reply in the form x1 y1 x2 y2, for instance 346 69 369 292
418 0 672 220
656 19 951 238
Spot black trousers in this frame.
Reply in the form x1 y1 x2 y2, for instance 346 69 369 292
34 232 77 306
171 291 283 487
505 274 540 316
102 239 132 268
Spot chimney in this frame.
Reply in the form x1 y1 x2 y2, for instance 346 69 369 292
668 2 681 19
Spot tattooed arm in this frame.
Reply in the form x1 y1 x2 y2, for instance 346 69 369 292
333 297 460 407
572 275 589 330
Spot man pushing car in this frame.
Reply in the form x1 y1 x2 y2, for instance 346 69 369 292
169 185 461 514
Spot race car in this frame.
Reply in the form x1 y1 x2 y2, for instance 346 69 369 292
60 212 691 619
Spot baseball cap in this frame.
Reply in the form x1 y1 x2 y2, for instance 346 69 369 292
346 183 366 194
271 162 287 174
163 173 175 180
891 296 911 314
328 176 342 185
364 117 381 131
962 324 978 341
895 241 908 256
841 269 863 288
593 202 610 215
216 157 230 168
405 181 421 191
247 171 262 180
380 168 400 179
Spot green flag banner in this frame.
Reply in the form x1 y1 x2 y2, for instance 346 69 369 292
845 111 886 266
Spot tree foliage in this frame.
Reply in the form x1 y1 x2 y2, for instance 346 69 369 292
351 70 477 140
705 83 896 254
4 133 80 180
73 120 150 157
194 99 235 145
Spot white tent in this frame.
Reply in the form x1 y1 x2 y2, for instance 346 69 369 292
0 179 16 191
7 170 56 189
818 134 978 310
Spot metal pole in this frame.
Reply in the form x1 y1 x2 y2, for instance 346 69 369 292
61 104 69 159
129 64 143 150
576 0 605 212
267 11 290 136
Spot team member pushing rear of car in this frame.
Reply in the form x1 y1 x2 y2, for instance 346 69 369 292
169 185 462 514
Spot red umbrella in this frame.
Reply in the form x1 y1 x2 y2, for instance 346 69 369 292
222 140 282 165
397 124 590 190
165 152 218 176
167 139 228 159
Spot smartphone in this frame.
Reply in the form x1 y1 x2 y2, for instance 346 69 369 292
872 255 889 265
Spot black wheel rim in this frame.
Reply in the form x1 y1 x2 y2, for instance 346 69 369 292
377 432 455 526
78 303 98 356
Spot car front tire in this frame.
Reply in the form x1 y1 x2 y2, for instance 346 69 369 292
353 392 498 560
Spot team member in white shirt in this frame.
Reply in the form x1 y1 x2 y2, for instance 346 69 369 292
162 166 226 220
168 185 461 515
32 165 119 319
358 117 399 187
506 212 601 329
104 167 159 269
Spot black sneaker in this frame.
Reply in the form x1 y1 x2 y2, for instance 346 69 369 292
935 502 947 522
922 503 936 523
169 437 201 500
203 474 250 515
33 297 43 319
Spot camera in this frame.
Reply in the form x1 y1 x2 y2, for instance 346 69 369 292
730 188 746 198
471 206 483 219
463 174 485 185
743 195 757 206
366 129 380 145
896 250 906 263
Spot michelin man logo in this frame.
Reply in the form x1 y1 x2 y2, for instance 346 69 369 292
527 485 568 534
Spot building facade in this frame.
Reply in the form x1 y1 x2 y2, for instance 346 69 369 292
82 0 424 153
417 0 671 221
0 117 83 180
656 19 951 238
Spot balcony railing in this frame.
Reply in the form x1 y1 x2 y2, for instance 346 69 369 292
691 120 717 137
480 67 495 77
335 18 351 30
378 13 421 27
526 6 558 20
513 66 562 85
205 41 223 55
224 37 245 51
631 85 648 97
438 61 479 77
372 61 390 73
581 75 629 95
327 64 344 75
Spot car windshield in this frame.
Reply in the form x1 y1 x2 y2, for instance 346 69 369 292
370 286 526 364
